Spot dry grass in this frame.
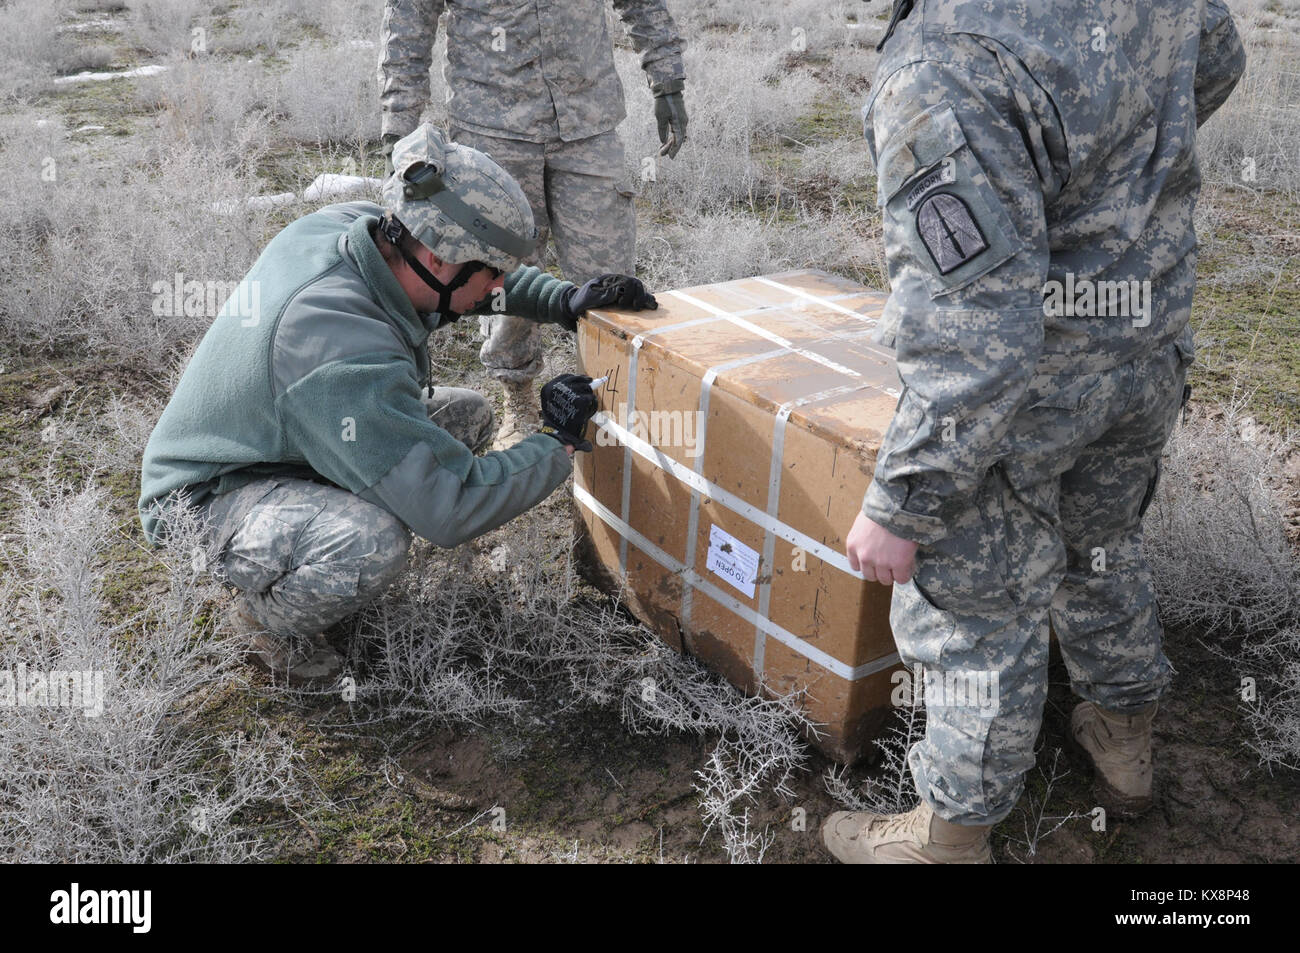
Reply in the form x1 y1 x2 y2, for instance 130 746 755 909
0 482 305 862
0 122 273 365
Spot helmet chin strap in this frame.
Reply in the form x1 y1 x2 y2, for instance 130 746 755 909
398 251 494 400
379 214 487 325
398 244 486 325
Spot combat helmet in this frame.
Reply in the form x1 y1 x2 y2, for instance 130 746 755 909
381 124 538 318
383 124 537 272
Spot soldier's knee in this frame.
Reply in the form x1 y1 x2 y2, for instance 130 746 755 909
425 387 498 451
355 510 412 599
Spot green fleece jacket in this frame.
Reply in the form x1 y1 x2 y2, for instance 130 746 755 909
139 201 575 547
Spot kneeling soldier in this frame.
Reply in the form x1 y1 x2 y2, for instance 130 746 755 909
138 125 656 686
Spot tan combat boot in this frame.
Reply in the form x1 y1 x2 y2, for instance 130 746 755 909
822 801 993 864
491 380 540 451
1069 700 1157 818
231 598 343 689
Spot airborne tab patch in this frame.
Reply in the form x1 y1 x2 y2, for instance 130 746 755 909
904 157 956 211
915 192 988 275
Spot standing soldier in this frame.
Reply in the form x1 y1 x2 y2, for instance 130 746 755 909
377 0 688 448
826 0 1245 863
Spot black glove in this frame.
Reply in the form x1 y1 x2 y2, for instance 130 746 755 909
539 374 600 452
381 132 402 178
561 274 658 329
652 78 688 159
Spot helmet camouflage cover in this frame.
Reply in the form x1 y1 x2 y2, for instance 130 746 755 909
382 124 539 272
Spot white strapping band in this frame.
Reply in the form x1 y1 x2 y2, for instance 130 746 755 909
754 381 874 677
574 483 900 682
668 289 865 380
751 276 898 363
613 309 795 576
679 348 790 626
592 409 868 580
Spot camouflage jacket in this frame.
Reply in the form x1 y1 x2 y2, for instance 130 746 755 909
140 203 577 548
378 0 686 143
860 0 1245 545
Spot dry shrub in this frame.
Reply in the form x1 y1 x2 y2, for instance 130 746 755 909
274 43 381 147
124 0 213 56
135 54 276 161
1145 402 1300 771
0 125 273 367
0 482 304 862
323 504 814 862
637 205 879 290
0 0 64 101
214 0 384 52
1241 625 1300 770
1144 404 1299 637
615 34 820 218
1198 13 1300 198
824 701 924 818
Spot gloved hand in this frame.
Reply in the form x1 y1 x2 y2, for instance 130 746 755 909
652 78 688 159
381 132 402 178
539 374 600 452
561 274 658 329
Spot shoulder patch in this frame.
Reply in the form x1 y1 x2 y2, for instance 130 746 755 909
904 157 956 211
915 192 988 275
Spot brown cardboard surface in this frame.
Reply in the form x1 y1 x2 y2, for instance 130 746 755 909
573 270 904 763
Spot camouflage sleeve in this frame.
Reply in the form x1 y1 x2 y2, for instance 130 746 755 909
275 348 571 548
378 0 445 140
860 57 1053 545
468 264 578 330
1195 0 1246 127
609 0 686 90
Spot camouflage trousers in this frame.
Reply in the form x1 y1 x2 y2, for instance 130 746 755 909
894 340 1193 825
450 125 636 384
201 387 494 637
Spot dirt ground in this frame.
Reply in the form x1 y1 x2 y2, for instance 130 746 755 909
355 632 1300 864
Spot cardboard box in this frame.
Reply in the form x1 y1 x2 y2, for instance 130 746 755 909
573 269 905 763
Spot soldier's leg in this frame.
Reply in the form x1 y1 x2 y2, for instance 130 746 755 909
209 478 412 639
544 129 636 282
422 386 495 453
1051 342 1192 709
891 464 1066 825
448 126 550 384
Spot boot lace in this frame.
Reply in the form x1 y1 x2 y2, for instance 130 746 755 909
866 806 925 842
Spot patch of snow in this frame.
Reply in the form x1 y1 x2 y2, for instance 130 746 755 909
74 124 106 133
57 19 124 34
208 174 381 216
53 64 168 85
210 192 297 215
301 173 382 202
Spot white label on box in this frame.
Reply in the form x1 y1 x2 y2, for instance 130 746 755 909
707 524 759 599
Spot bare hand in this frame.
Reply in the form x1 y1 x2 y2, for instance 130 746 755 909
845 511 920 586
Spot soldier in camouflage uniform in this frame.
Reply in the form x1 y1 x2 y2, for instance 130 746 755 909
825 0 1245 863
377 0 687 448
140 126 657 687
